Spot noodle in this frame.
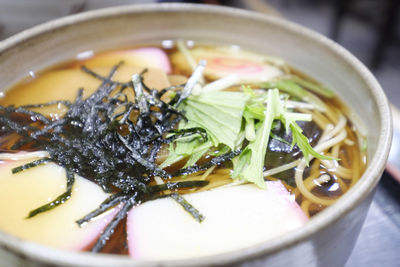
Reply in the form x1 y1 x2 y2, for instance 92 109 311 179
294 129 347 206
263 160 300 177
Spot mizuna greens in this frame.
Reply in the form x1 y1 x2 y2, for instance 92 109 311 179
167 82 333 188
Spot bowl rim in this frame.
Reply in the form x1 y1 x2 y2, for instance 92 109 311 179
0 2 392 266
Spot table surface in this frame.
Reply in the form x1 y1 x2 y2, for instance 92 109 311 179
345 171 400 266
0 1 399 266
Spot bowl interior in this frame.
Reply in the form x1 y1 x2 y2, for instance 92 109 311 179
0 3 392 266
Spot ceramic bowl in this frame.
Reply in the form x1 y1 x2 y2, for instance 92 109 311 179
0 3 392 267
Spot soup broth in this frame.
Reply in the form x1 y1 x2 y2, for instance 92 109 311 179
0 41 367 257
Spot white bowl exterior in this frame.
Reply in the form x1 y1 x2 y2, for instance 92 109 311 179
0 4 392 267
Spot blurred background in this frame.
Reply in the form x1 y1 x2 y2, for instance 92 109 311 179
0 0 399 266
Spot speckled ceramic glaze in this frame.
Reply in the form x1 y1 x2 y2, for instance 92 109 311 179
0 3 392 267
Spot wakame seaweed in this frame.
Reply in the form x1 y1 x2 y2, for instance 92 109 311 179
0 62 242 252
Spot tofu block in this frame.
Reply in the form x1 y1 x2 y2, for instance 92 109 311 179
127 181 308 260
0 159 115 251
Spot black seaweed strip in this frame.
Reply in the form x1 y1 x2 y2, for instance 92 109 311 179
170 193 205 223
0 117 41 136
10 137 35 150
2 106 51 124
118 104 136 124
91 195 137 253
149 142 161 163
11 157 52 173
30 120 65 138
75 88 84 103
27 169 75 218
173 149 242 176
117 133 171 179
81 65 127 87
76 194 129 226
164 127 208 144
146 180 209 194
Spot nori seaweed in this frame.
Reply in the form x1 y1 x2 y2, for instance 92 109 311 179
0 62 238 252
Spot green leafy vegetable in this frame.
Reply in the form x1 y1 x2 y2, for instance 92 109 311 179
231 88 334 188
165 81 335 189
261 80 327 111
163 91 249 168
290 76 335 98
232 89 282 188
289 123 333 163
181 91 248 149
